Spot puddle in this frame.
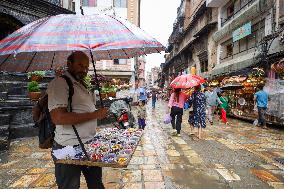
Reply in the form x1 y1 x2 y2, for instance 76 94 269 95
0 150 8 163
165 166 229 189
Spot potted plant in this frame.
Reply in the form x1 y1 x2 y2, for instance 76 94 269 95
108 86 117 98
100 87 108 99
27 71 45 82
83 74 93 91
27 81 41 101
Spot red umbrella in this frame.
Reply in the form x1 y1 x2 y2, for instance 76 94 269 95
170 74 205 89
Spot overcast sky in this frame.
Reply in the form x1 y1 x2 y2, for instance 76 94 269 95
140 0 180 72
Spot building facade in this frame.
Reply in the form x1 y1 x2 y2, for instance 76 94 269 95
163 0 218 88
205 0 283 79
150 67 161 86
163 0 284 87
74 0 143 84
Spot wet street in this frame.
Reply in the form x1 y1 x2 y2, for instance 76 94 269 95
0 100 284 189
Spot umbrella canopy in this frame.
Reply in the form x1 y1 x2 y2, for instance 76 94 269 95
0 14 164 72
170 74 205 89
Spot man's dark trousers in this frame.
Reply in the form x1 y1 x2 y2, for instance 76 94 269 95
257 107 267 126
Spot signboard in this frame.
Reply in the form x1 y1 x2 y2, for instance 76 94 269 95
232 22 252 42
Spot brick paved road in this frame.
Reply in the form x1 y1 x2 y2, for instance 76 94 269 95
0 100 284 189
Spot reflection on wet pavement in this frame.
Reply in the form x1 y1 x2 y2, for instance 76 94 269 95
0 100 284 189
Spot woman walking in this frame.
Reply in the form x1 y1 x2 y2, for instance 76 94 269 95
188 85 207 139
168 88 188 136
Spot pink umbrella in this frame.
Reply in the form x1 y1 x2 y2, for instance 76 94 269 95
170 74 205 89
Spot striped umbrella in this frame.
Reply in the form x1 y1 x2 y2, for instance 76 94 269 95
170 74 205 89
0 14 164 72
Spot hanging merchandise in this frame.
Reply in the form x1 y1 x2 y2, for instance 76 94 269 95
271 59 284 74
265 79 284 122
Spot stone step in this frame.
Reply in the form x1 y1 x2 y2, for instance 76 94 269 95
0 92 8 100
8 95 29 101
0 114 11 126
0 106 34 126
0 125 9 137
0 100 34 107
0 136 9 151
10 123 38 139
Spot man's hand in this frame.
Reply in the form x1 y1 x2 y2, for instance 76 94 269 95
167 107 171 114
95 108 108 120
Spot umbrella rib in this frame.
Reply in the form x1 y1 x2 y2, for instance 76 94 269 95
0 54 11 70
122 49 130 59
50 52 56 70
24 52 37 72
140 48 147 56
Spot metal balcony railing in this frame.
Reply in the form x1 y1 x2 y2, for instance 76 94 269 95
43 0 61 6
221 0 256 27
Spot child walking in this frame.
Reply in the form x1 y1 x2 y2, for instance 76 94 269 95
137 100 146 129
218 92 229 125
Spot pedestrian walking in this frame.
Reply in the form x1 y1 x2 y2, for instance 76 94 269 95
188 85 207 139
254 85 268 128
218 92 229 125
137 86 147 103
47 51 107 189
204 87 219 125
151 91 157 109
168 88 189 136
137 100 147 129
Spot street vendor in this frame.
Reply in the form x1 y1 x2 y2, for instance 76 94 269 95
47 51 108 189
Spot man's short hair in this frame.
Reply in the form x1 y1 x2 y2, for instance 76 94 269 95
67 51 88 64
258 85 264 90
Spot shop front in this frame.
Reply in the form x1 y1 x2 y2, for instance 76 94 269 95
207 64 284 126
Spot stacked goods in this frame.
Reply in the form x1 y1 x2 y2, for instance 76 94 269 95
56 128 143 168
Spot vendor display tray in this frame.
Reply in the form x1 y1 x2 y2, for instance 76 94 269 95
56 128 142 168
56 153 134 168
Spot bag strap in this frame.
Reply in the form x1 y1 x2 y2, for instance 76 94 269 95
61 75 90 161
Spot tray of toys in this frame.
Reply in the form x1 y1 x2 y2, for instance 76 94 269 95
55 128 143 168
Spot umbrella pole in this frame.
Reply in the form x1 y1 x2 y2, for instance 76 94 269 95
89 50 104 108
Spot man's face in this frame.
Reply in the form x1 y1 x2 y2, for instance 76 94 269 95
68 53 89 80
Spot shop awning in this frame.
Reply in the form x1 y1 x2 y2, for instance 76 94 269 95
201 53 259 79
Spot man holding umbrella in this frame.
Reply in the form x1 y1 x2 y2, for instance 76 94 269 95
48 51 108 189
0 12 164 189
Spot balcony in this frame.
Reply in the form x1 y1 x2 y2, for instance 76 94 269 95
177 0 185 19
43 0 61 6
221 0 257 27
213 0 274 42
206 0 229 7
